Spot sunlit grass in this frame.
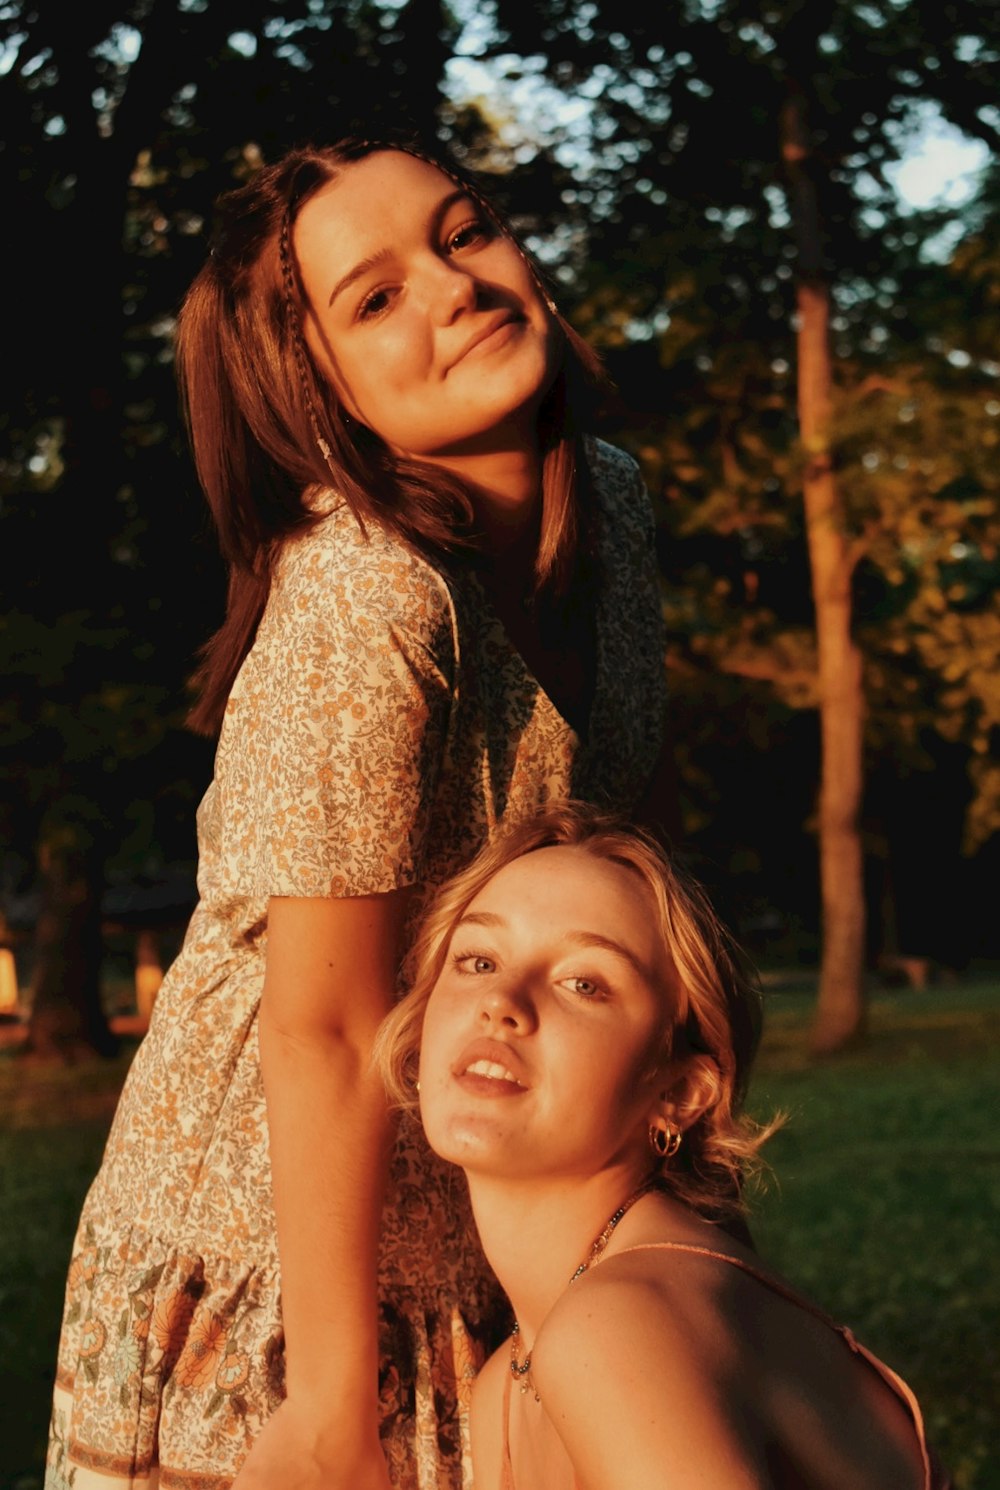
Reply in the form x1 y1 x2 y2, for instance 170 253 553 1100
748 974 1000 1490
1 976 997 1489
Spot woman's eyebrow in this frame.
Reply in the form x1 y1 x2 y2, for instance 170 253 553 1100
453 910 505 931
561 931 652 978
326 187 475 307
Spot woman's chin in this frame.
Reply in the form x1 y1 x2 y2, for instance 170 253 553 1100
423 1111 516 1172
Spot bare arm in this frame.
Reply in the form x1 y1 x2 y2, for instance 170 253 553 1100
469 1347 509 1490
233 890 411 1490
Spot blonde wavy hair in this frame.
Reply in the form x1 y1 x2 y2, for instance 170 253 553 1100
375 802 780 1221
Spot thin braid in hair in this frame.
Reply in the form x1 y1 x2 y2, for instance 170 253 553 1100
277 200 342 483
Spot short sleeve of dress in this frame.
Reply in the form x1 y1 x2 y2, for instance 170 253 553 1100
227 522 457 900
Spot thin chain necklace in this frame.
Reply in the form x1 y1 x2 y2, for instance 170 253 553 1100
509 1176 658 1400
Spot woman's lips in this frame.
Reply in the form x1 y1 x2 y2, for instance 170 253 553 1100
449 313 522 370
451 1040 528 1096
454 1066 527 1097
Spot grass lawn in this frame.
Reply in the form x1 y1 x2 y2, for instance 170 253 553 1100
748 974 1000 1490
1 973 998 1490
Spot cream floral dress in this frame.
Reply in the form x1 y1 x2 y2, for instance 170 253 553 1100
45 439 668 1490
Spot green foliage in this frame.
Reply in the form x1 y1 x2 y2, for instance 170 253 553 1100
478 0 1000 863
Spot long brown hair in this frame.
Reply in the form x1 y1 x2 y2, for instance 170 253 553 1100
375 802 782 1223
175 136 608 736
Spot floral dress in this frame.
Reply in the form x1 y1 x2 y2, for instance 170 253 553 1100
45 439 668 1490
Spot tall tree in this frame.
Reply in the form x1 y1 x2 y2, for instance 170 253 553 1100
779 28 867 1051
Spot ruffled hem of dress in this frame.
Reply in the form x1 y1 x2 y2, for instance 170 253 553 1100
46 1215 494 1490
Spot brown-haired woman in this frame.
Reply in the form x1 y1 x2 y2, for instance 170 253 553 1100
377 801 950 1490
45 139 674 1490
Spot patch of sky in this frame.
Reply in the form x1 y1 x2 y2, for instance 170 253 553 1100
19 47 50 77
884 101 988 211
0 30 25 76
738 23 776 54
764 185 791 230
93 23 141 65
452 0 499 56
855 5 889 29
954 34 999 64
273 41 311 70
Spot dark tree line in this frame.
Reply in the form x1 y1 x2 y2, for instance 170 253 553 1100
2 0 998 1060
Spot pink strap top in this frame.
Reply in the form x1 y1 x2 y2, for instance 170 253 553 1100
500 1241 949 1490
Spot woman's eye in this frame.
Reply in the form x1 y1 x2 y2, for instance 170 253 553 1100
453 953 497 975
357 286 393 321
447 218 491 253
563 977 611 1001
562 976 605 999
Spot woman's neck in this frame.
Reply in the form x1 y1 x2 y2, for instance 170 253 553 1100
466 1168 655 1345
425 443 544 557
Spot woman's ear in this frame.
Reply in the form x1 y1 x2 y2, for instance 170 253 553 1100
652 1054 723 1136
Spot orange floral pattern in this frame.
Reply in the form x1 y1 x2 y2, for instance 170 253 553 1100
45 440 667 1490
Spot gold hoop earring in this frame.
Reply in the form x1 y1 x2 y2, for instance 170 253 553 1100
649 1122 681 1160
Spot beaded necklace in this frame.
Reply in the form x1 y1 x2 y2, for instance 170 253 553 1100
509 1176 658 1401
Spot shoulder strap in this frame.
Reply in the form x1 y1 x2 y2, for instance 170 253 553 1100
608 1240 844 1329
604 1242 936 1490
501 1359 516 1490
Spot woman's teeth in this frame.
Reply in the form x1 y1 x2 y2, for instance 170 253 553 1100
464 1059 522 1084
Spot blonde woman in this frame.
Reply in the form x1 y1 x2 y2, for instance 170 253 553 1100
378 802 950 1490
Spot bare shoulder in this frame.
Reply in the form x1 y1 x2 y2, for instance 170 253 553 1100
530 1256 766 1490
534 1249 738 1392
469 1345 510 1490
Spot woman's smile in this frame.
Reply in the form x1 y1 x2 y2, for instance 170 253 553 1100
446 311 525 374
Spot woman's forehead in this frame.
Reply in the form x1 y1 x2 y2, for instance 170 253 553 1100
308 148 467 216
293 151 478 293
463 847 661 950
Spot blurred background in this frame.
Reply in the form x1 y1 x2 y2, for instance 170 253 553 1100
1 2 998 1487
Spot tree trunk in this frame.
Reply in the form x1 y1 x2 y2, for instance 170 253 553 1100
25 833 117 1064
782 89 867 1053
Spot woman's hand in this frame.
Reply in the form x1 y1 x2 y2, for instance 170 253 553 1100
232 1397 393 1490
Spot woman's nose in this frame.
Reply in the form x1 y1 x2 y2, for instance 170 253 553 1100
423 258 478 323
478 976 536 1030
